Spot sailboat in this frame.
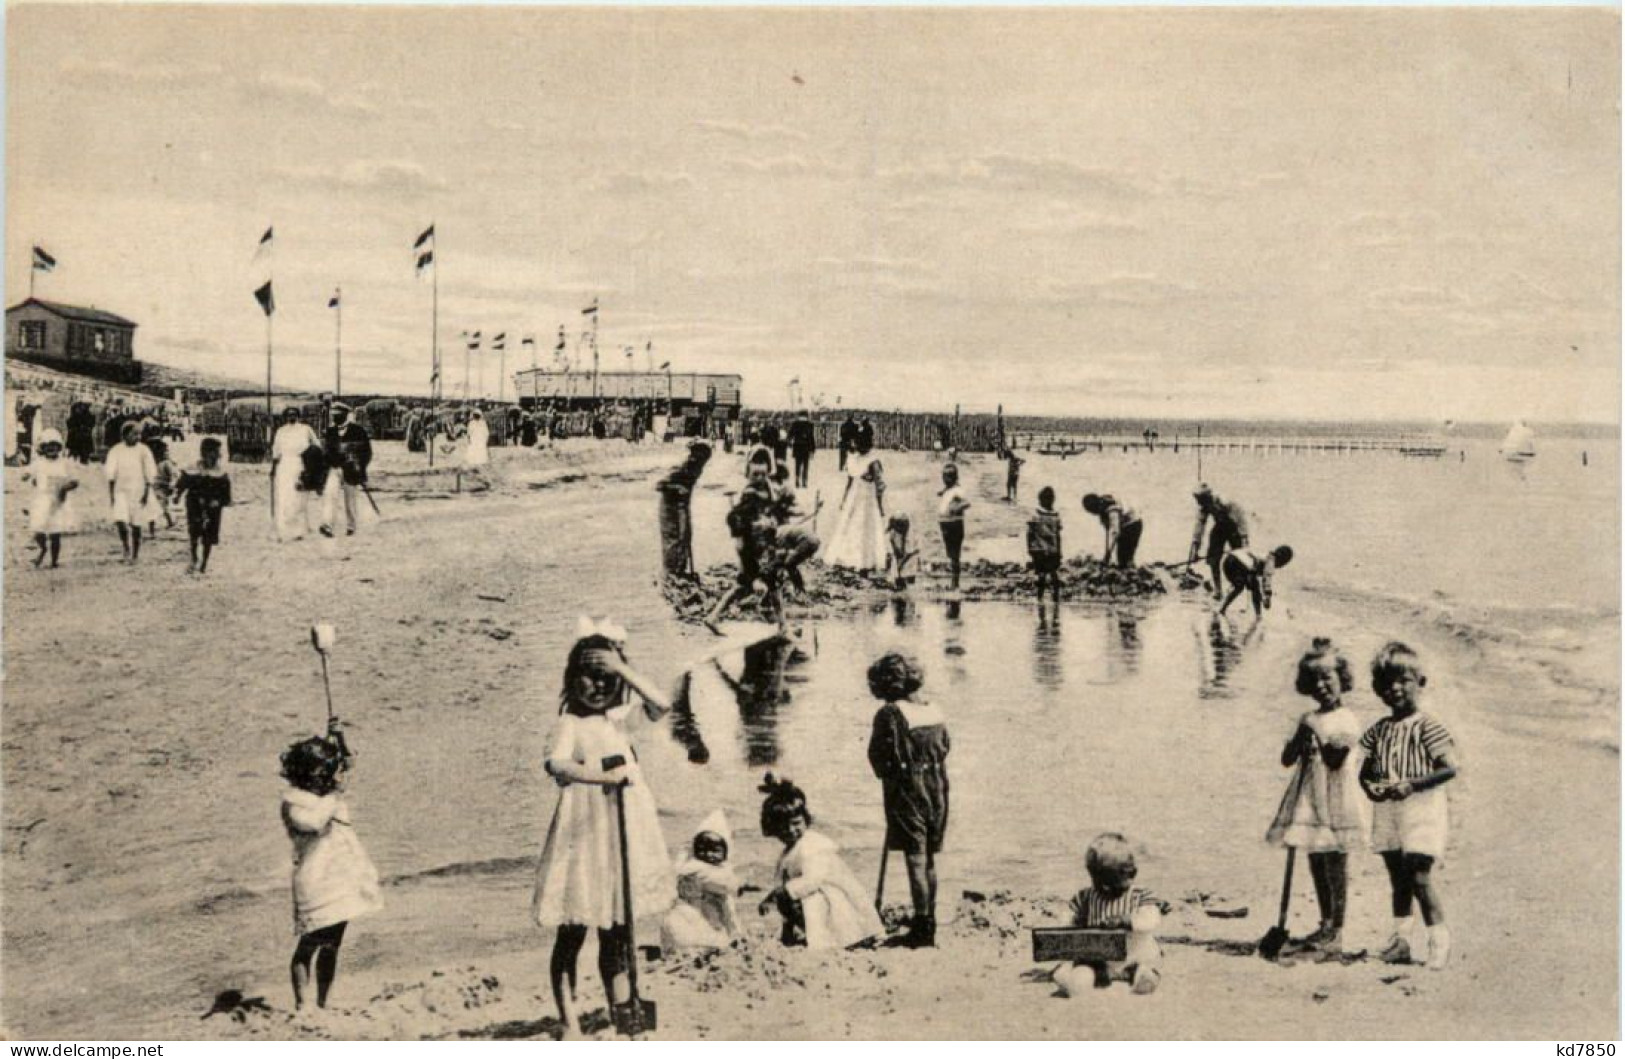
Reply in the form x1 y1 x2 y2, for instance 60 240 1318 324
1500 420 1536 462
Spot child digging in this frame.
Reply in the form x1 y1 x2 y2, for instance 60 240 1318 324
1360 642 1461 970
866 652 949 947
173 438 232 575
757 775 882 950
280 718 382 1011
1053 833 1166 996
1265 638 1368 953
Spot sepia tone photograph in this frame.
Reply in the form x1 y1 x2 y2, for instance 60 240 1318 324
2 3 1619 1042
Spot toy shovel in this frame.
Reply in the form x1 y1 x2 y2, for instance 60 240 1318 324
608 759 657 1036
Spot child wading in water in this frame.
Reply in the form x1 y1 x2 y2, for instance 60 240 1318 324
937 463 970 592
1220 545 1294 618
533 620 675 1038
22 429 79 569
866 652 949 947
1003 447 1023 502
1027 487 1063 610
1265 638 1368 952
884 514 919 592
1360 642 1461 970
280 718 382 1010
757 775 882 950
173 438 233 575
1053 833 1166 996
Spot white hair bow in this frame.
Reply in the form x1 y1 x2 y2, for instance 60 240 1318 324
575 615 627 644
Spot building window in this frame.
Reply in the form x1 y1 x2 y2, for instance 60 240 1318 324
93 330 107 353
18 321 46 350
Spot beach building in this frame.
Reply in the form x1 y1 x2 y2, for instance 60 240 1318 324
5 298 140 384
513 367 743 435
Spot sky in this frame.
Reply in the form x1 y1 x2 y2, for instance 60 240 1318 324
6 6 1619 422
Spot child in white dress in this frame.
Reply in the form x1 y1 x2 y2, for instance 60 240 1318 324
757 774 883 950
23 429 79 569
660 811 740 952
280 718 382 1010
533 619 676 1038
1265 638 1368 952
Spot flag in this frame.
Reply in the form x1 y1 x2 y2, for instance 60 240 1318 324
493 333 506 350
328 289 341 309
254 280 275 317
252 227 273 264
415 249 434 275
788 377 800 386
468 331 481 350
555 327 567 351
658 361 670 371
413 224 435 250
581 298 598 316
522 335 535 347
31 246 56 273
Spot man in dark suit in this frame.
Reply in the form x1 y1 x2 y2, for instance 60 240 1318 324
788 410 817 488
321 402 373 537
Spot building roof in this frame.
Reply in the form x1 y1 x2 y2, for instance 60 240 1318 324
7 298 137 328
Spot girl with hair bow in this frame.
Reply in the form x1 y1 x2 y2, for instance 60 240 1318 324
532 617 676 1038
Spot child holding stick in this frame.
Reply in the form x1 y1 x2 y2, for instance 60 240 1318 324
533 620 675 1038
1360 643 1461 970
280 718 382 1011
866 653 949 948
1265 638 1367 952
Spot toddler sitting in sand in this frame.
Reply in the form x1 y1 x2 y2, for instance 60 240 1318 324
661 811 741 952
1053 833 1166 996
757 774 883 950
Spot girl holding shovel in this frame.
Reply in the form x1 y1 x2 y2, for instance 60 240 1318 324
533 619 675 1038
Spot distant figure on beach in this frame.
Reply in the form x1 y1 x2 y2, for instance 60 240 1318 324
1189 484 1250 597
320 403 372 539
821 433 887 570
767 417 790 470
656 440 712 580
661 811 740 953
1265 638 1368 954
149 440 178 536
23 428 79 569
66 402 96 463
1360 643 1460 971
533 622 676 1039
757 774 883 950
789 410 816 488
173 438 232 576
838 414 859 471
764 464 822 597
1003 447 1024 502
1052 833 1166 997
280 717 382 1011
1219 545 1294 618
1027 487 1063 608
105 421 160 563
938 464 970 592
464 409 490 471
867 653 949 948
1081 493 1143 569
706 459 782 629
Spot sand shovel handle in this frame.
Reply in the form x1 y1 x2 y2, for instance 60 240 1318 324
613 781 641 1006
875 845 889 917
1275 847 1296 931
318 652 336 724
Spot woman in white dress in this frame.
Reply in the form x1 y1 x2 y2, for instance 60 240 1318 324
104 422 161 562
271 409 321 542
464 410 491 470
820 434 887 570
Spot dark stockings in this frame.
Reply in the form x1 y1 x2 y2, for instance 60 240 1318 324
290 921 347 1009
1307 851 1347 929
1381 849 1444 926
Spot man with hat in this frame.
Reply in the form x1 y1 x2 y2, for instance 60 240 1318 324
1188 484 1250 598
321 402 373 538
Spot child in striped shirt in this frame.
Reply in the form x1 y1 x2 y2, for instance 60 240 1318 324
1053 832 1167 996
1359 642 1461 970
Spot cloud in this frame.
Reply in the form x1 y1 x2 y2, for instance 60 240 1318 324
1367 286 1472 314
692 119 808 143
813 255 935 279
242 72 379 117
1038 274 1201 307
881 154 1153 200
270 160 446 195
726 155 848 179
583 171 697 194
1012 203 1144 237
59 57 225 88
1338 211 1504 250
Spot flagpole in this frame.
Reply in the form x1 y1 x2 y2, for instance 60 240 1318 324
334 287 343 397
499 342 506 404
429 230 438 469
591 307 600 402
265 313 274 419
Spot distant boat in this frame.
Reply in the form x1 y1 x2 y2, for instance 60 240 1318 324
1500 420 1536 462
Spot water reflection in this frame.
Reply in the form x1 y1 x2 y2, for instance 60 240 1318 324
712 632 814 768
1032 605 1064 690
1104 606 1143 682
1195 612 1259 699
941 600 968 684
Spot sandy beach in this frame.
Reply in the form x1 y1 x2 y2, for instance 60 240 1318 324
2 438 1617 1040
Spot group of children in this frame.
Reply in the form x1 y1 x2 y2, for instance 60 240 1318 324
21 423 232 574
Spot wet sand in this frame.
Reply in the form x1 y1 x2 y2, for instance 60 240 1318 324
2 440 1617 1039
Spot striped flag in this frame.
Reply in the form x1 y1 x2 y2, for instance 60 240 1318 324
413 224 435 250
581 298 598 316
555 327 567 351
415 249 434 275
328 289 341 309
658 361 670 371
31 246 56 273
493 333 506 351
468 331 481 350
414 223 435 276
254 280 276 317
252 227 273 264
521 335 535 348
